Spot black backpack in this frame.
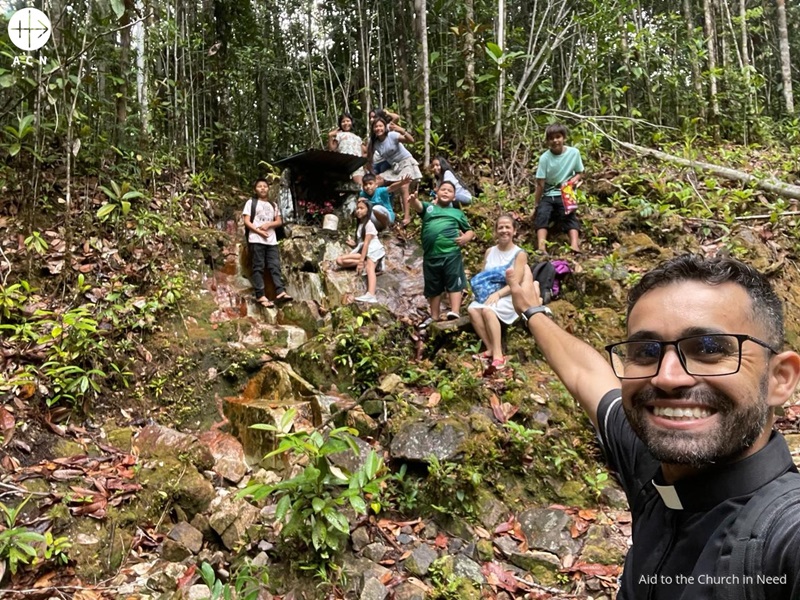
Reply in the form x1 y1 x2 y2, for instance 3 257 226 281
531 261 557 304
714 472 800 600
246 197 286 243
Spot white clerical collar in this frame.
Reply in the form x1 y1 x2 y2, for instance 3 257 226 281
652 481 684 510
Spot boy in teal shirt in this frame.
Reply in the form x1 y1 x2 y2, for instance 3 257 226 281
532 123 584 253
410 182 475 326
360 173 396 230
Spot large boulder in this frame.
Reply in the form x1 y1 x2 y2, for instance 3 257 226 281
390 418 468 462
223 361 322 465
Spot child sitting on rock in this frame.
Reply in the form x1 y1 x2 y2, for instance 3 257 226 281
336 198 385 304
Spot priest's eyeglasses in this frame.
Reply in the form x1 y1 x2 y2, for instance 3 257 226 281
605 334 779 380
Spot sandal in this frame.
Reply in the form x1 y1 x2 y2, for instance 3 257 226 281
275 293 293 303
490 357 507 370
257 297 275 308
472 351 492 361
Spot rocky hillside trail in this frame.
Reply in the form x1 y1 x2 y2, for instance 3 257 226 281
2 158 800 600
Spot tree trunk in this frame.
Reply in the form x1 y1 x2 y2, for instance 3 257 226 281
132 0 149 136
493 0 505 142
775 0 794 113
684 0 705 117
739 0 750 75
305 0 320 142
414 0 431 166
703 0 720 121
115 0 134 144
396 1 412 124
463 0 476 139
356 0 371 122
620 141 800 200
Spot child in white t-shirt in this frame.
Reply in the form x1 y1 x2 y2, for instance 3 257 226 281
335 198 386 303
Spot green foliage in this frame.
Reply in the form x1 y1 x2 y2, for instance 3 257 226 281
428 557 472 600
3 114 36 158
424 455 482 521
380 463 420 515
239 409 387 567
97 181 146 223
0 497 71 575
332 308 392 394
0 280 32 321
1 267 185 409
23 232 49 256
198 560 269 600
503 420 544 469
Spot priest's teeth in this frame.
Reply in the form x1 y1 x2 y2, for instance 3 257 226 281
652 406 712 419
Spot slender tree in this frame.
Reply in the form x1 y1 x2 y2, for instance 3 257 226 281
775 0 795 113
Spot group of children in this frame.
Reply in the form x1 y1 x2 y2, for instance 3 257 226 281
243 122 585 334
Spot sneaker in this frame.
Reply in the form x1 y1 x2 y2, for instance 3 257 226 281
355 293 378 303
445 311 460 321
418 316 434 329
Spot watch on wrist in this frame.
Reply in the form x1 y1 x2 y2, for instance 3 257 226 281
521 305 553 324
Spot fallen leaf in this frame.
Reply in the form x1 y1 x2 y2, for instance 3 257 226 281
570 517 591 538
2 455 20 471
46 260 65 274
176 564 197 589
51 469 85 481
427 392 441 408
69 499 107 518
434 532 448 549
0 406 15 444
482 561 522 593
378 570 393 584
16 383 36 400
578 509 598 521
490 394 518 423
33 570 58 588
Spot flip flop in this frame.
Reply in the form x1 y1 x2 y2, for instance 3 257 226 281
257 297 275 308
275 293 293 303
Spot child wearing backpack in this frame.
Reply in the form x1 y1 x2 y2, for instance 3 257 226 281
335 198 385 304
242 178 292 308
532 123 584 253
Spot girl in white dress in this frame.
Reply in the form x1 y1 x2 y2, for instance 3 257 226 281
468 215 529 371
336 199 386 303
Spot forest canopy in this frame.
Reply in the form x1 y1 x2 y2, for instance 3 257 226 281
0 0 798 189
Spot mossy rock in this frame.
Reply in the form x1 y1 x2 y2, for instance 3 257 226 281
138 457 215 519
581 523 628 565
106 427 134 453
54 439 88 458
68 519 133 581
555 479 589 505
